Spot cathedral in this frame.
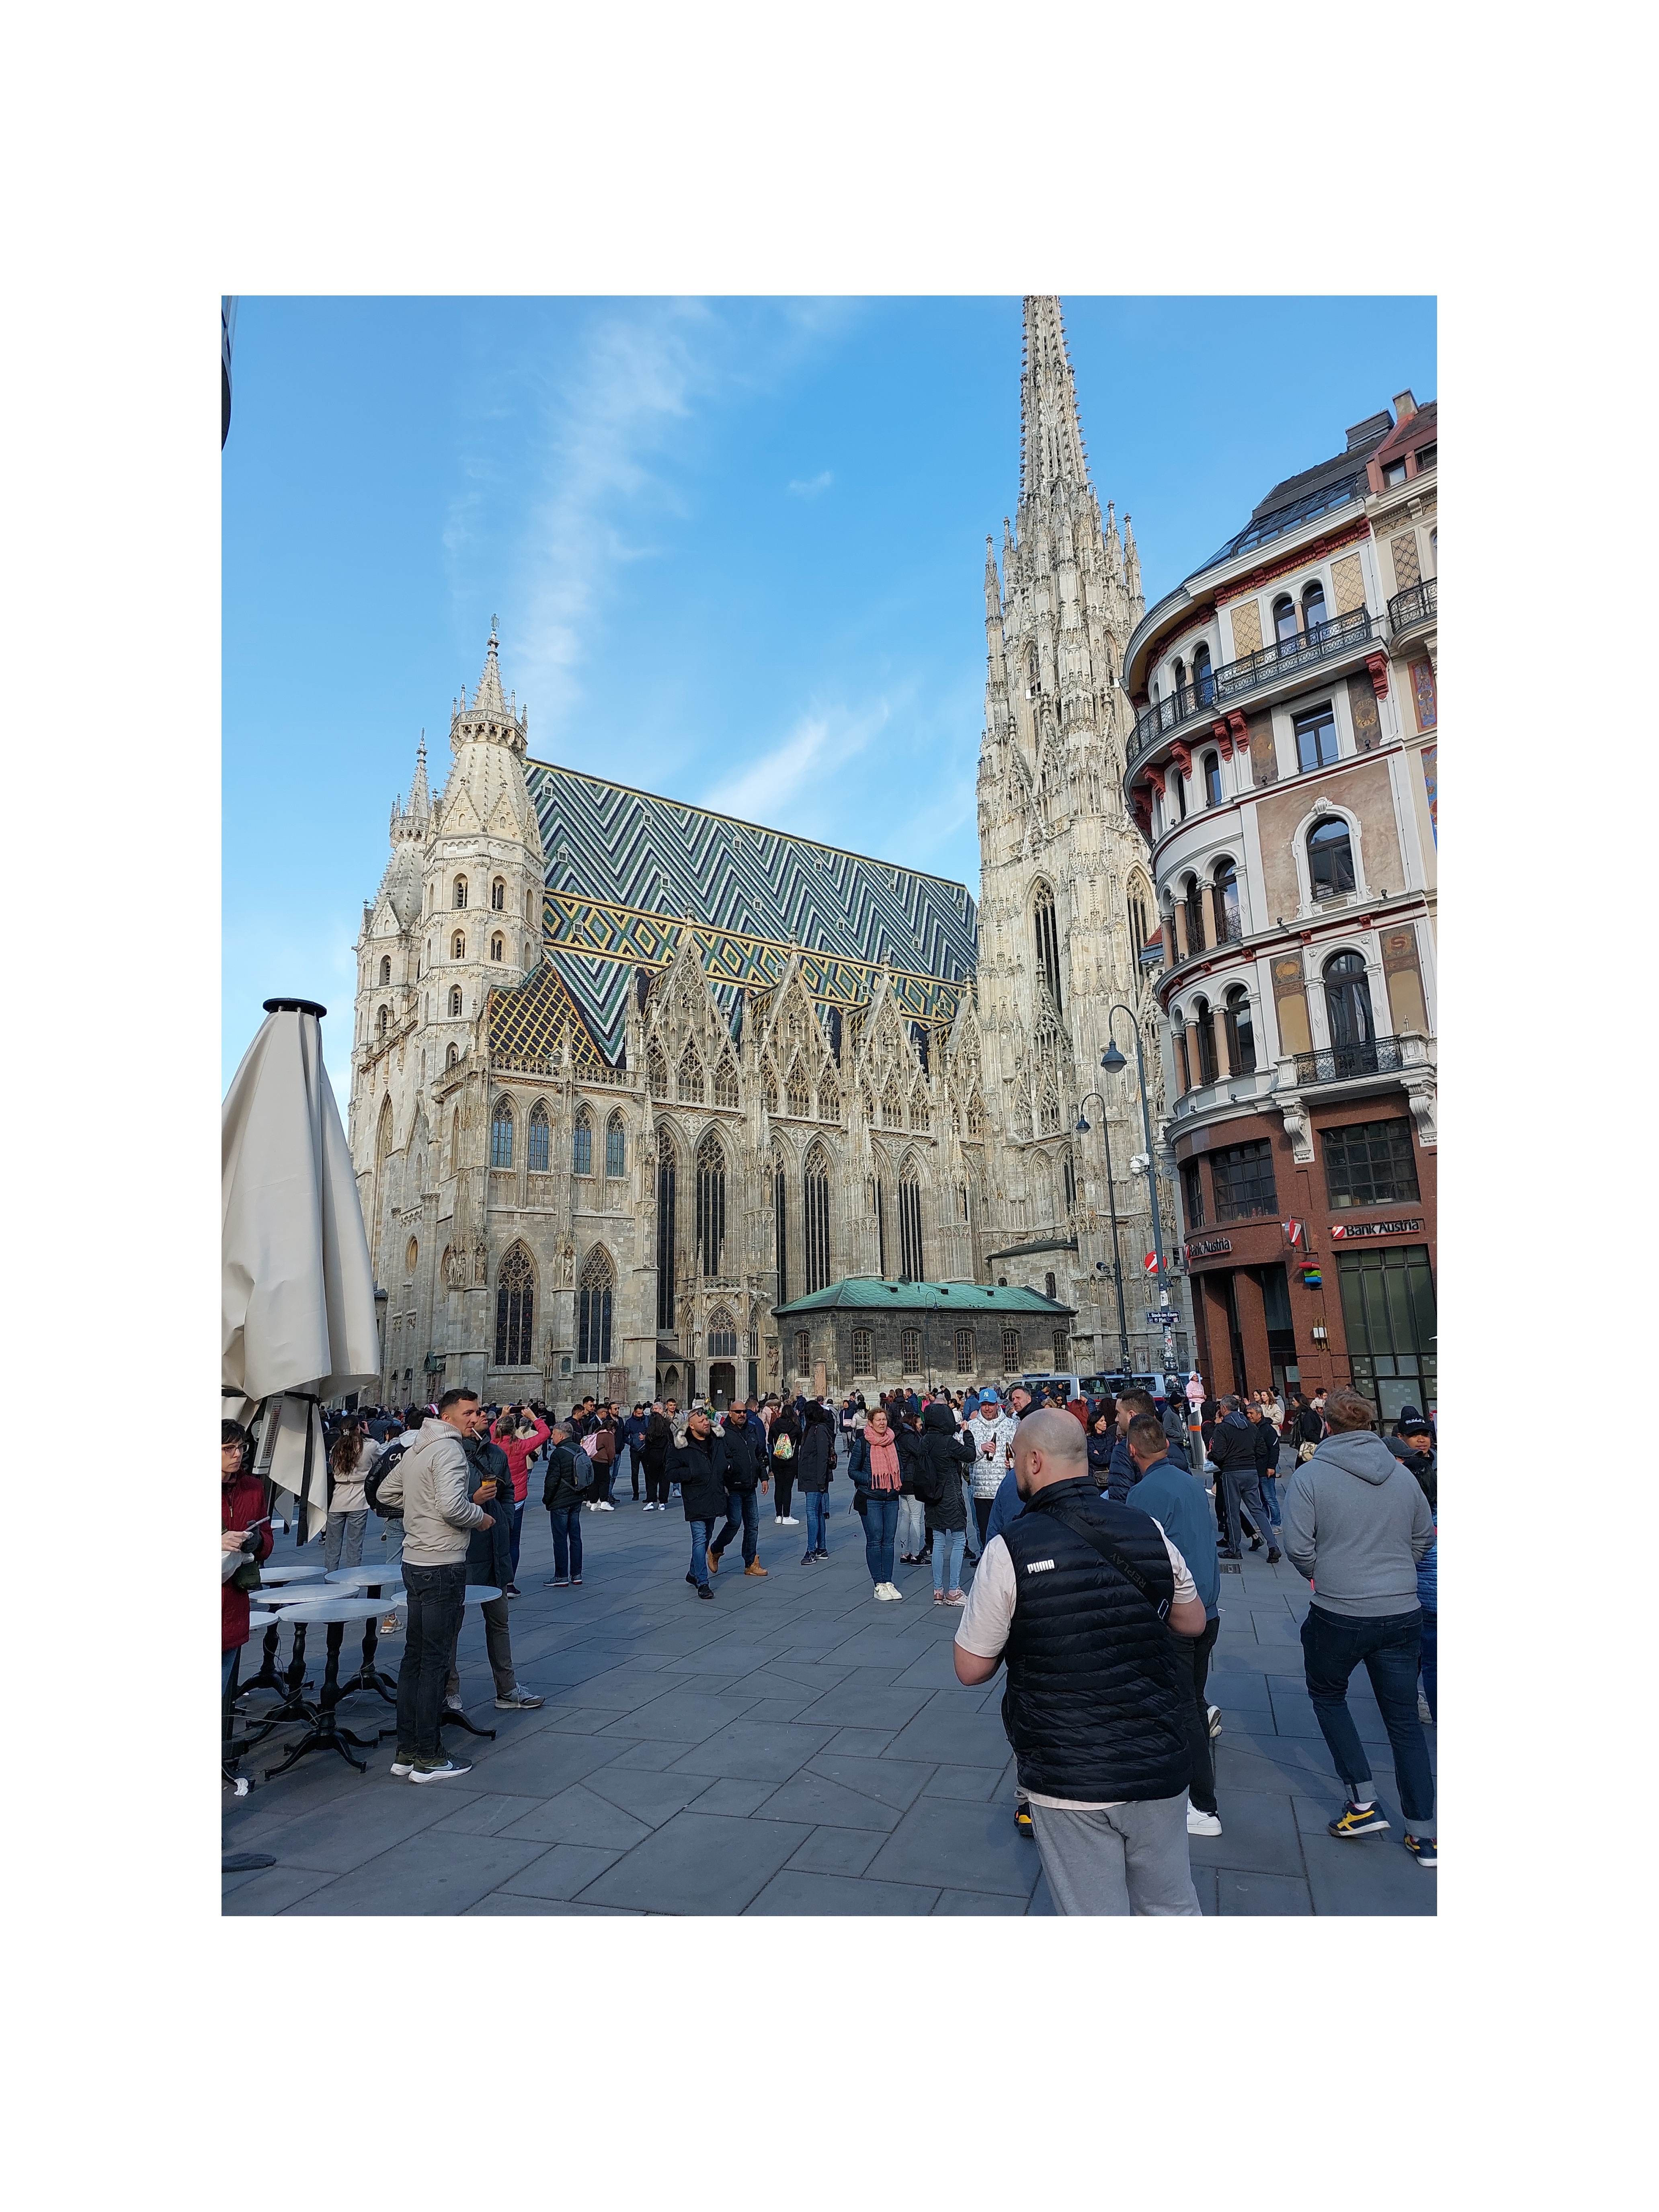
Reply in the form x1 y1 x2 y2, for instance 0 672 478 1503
348 297 1175 1408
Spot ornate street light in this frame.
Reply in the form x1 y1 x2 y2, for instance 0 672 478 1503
1074 1089 1130 1372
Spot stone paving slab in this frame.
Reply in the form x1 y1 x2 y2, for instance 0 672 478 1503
224 1492 1434 1915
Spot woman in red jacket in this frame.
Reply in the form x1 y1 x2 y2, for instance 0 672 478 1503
222 1419 274 1695
493 1406 550 1595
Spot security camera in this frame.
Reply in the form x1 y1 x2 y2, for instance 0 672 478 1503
1129 1153 1150 1175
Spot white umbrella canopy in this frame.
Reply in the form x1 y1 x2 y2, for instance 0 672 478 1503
223 998 382 1541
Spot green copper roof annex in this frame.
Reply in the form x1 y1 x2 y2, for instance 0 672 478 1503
773 1277 1075 1318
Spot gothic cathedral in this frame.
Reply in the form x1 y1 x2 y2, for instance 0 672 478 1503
348 298 1171 1406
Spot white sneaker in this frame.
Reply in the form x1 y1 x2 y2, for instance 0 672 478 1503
598 1501 615 1512
886 1581 903 1599
778 1516 799 1526
1187 1806 1222 1837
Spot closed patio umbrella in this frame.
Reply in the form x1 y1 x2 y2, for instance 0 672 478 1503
223 998 381 1542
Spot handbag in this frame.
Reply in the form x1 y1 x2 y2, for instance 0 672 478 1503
231 1558 262 1593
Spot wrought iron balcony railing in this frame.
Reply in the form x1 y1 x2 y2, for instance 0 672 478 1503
1129 608 1379 765
1169 913 1244 968
1293 1035 1406 1087
1388 578 1437 633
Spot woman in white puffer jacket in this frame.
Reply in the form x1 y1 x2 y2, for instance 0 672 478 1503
964 1395 1017 1556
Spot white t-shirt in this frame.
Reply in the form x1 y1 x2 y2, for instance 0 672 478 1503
954 1518 1198 1812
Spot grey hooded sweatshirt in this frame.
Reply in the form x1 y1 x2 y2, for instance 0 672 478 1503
374 1419 489 1568
1280 1429 1435 1618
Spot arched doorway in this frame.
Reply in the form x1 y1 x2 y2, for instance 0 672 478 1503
707 1364 737 1408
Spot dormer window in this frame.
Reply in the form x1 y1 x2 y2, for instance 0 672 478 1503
1384 461 1407 488
1415 443 1436 471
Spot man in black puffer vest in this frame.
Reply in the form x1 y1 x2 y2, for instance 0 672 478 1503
953 1409 1209 1915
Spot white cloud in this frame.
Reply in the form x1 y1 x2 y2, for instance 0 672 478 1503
787 469 834 498
704 700 888 824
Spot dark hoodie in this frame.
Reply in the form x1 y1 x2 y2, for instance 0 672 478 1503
1280 1429 1435 1618
900 1404 974 1533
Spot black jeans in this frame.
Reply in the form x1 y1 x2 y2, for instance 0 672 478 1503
396 1561 468 1759
1167 1614 1220 1816
1300 1603 1435 1831
711 1487 760 1566
773 1469 795 1519
643 1459 671 1505
973 1496 995 1549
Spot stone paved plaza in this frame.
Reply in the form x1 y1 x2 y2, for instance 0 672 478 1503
223 1488 1437 1916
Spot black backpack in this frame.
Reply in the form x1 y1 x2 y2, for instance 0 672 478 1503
364 1440 406 1517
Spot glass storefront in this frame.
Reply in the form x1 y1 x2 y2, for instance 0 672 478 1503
1337 1243 1437 1420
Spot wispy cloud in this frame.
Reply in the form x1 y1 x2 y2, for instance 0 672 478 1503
787 469 834 498
704 700 889 824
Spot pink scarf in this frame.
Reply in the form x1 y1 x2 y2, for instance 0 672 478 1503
867 1429 901 1491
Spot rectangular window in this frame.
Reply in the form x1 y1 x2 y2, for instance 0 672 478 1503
901 1327 922 1372
1053 1330 1069 1370
1001 1326 1021 1371
1181 1158 1206 1230
1414 443 1436 471
1294 705 1339 773
605 1121 625 1177
1323 1117 1421 1210
851 1327 873 1374
1384 460 1407 487
955 1327 975 1374
1211 1137 1278 1221
794 1330 810 1378
1338 1242 1437 1421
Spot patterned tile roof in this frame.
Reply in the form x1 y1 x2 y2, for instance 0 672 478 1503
499 760 980 1064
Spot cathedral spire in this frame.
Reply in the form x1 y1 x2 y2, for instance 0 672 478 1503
1021 296 1091 503
472 618 508 719
408 730 430 822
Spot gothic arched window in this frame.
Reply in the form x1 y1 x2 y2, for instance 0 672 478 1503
786 1061 811 1119
452 931 466 960
1033 880 1062 1012
1062 1151 1077 1213
803 1140 832 1294
491 877 506 911
763 1066 779 1115
677 1044 705 1105
494 1244 534 1367
490 934 504 962
605 1112 626 1179
379 955 392 984
966 1090 985 1140
910 1083 932 1135
713 1052 739 1109
453 876 468 909
577 1248 613 1367
898 1160 924 1283
882 1078 902 1128
527 1101 550 1173
707 1306 738 1359
655 1133 678 1330
377 1005 389 1038
572 1105 593 1176
1038 1080 1061 1137
696 1127 727 1278
646 1039 669 1099
448 986 463 1018
446 1042 459 1068
490 1098 514 1169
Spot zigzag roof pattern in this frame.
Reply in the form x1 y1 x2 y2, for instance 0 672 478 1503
506 759 980 1064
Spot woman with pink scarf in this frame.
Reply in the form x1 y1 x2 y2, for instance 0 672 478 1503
847 1406 906 1599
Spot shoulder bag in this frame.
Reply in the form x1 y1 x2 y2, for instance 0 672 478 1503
1038 1501 1173 1623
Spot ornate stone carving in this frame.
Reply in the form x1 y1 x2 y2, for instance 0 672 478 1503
1279 1097 1315 1164
1405 1081 1437 1150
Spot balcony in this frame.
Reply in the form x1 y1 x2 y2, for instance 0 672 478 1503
1128 608 1380 767
1167 913 1244 971
1293 1035 1406 1087
1388 578 1437 636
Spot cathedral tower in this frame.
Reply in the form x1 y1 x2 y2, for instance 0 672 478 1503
975 297 1167 1371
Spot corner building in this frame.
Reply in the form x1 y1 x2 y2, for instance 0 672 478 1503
1122 394 1438 1419
347 298 1180 1408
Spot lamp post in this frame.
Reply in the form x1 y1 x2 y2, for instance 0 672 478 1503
1101 1005 1189 1458
1074 1090 1131 1372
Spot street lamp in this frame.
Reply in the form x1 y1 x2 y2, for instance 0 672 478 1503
1074 1089 1131 1372
1103 1006 1191 1457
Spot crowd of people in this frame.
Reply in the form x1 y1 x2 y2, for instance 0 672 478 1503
222 1366 1438 1903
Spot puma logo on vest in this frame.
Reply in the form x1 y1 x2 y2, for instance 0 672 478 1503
1024 1559 1056 1573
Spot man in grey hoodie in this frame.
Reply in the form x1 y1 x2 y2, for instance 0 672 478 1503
1280 1388 1438 1866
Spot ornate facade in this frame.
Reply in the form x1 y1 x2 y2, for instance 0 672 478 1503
348 298 1179 1407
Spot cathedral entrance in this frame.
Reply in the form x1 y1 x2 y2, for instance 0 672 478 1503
708 1362 736 1409
658 1363 681 1401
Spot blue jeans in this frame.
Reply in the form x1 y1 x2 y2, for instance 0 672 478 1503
802 1491 827 1552
222 1647 240 1696
862 1494 900 1584
1259 1474 1281 1527
933 1528 966 1592
548 1508 583 1581
1300 1603 1435 1831
509 1501 525 1581
396 1560 468 1759
712 1488 759 1567
688 1519 715 1588
1419 1610 1437 1723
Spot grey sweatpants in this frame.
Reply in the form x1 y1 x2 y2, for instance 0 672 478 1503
1028 1794 1202 1916
444 1594 516 1702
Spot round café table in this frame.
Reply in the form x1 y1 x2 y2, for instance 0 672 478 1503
322 1567 406 1703
236 1561 339 1707
261 1599 398 1778
435 1586 504 1741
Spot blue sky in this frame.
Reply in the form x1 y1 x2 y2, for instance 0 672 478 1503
223 294 1435 1094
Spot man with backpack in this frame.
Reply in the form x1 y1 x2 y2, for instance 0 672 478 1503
541 1422 591 1586
364 1404 424 1636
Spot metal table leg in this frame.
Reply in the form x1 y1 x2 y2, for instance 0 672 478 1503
263 1623 388 1779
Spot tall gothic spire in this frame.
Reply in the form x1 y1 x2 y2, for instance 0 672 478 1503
472 617 507 718
1021 296 1091 502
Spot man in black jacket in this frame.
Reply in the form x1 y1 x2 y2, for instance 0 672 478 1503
444 1421 543 1712
1210 1397 1281 1562
670 1408 728 1599
953 1409 1209 1915
708 1403 768 1578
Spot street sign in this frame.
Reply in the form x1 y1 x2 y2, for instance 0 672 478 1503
1145 1311 1173 1328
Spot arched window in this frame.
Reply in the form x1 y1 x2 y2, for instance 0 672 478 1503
696 1127 727 1278
453 877 468 909
762 1066 779 1115
451 931 465 959
1302 579 1328 637
1172 656 1187 697
490 1098 514 1169
490 877 506 911
713 1052 739 1109
1183 873 1206 957
448 986 463 1017
1033 880 1062 1011
450 1109 460 1167
405 1236 419 1277
655 1134 678 1330
577 1248 613 1366
1027 644 1039 693
379 955 392 985
772 1150 788 1303
494 1244 534 1366
646 1039 669 1099
446 1042 459 1068
490 934 504 962
803 1141 832 1294
527 1101 550 1173
377 1005 389 1038
1273 595 1298 647
572 1105 593 1176
1212 856 1241 941
677 1044 705 1105
1308 816 1355 899
898 1160 924 1282
966 1090 985 1140
911 1083 932 1135
1193 642 1213 705
1323 951 1376 1048
882 1078 902 1128
605 1112 626 1179
707 1306 738 1359
526 887 537 923
1174 765 1188 822
1204 751 1224 808
1171 1011 1192 1095
1062 1152 1077 1213
787 1061 811 1119
1192 998 1218 1086
1044 1270 1057 1301
1224 986 1257 1074
1038 1079 1061 1136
